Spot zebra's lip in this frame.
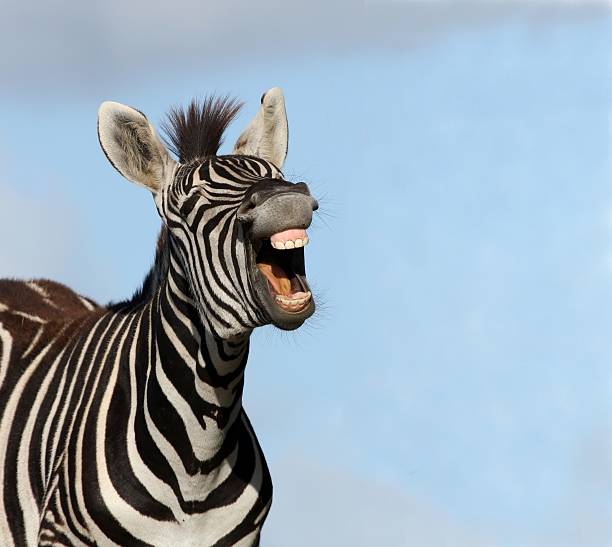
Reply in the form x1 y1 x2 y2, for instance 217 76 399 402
250 238 315 329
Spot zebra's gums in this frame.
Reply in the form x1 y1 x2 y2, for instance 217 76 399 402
0 88 318 546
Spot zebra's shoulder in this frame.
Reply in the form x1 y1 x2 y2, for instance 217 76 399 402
0 278 101 322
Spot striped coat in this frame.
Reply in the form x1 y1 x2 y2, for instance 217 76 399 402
0 87 317 546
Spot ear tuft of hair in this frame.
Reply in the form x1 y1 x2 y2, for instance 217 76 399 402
161 95 243 163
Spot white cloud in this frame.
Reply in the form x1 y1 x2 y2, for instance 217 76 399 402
0 0 608 97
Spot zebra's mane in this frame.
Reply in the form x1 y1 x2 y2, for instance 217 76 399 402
109 94 244 311
161 95 243 162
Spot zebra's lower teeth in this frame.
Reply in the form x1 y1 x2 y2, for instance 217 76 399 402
275 292 312 310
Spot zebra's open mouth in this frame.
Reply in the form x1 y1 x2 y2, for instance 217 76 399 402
254 228 314 325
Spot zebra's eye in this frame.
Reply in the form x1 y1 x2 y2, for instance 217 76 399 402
180 191 205 215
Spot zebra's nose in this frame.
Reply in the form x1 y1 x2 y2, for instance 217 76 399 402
237 186 318 240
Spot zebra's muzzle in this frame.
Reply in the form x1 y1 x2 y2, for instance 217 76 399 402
237 186 318 241
239 183 317 330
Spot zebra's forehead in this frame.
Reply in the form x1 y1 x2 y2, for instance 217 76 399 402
209 155 282 178
177 155 283 187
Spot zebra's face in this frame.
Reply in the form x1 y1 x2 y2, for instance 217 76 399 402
159 155 317 337
98 88 318 338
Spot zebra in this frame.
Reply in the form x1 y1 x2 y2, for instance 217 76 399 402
0 87 318 546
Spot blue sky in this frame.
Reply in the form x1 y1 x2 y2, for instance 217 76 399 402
1 2 611 545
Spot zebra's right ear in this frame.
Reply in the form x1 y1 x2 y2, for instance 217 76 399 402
97 101 176 193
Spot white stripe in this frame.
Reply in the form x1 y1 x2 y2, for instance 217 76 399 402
17 345 68 546
53 314 116 541
94 313 195 544
12 310 47 324
78 296 96 311
73 314 129 547
125 309 182 518
39 338 81 485
0 340 55 545
22 326 44 359
0 322 13 388
26 282 59 309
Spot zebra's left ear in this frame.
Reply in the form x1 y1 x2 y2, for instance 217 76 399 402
97 101 176 193
233 87 288 169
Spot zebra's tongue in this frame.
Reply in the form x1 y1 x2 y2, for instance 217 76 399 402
257 262 292 295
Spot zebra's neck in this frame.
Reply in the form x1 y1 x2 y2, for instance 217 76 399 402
139 237 252 480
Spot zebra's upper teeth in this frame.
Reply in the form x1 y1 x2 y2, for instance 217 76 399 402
270 229 309 250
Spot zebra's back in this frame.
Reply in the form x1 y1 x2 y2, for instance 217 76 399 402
0 279 104 545
0 279 99 320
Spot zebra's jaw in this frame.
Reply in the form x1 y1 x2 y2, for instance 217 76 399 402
250 230 315 330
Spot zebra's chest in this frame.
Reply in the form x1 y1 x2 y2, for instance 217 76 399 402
40 512 266 547
50 423 273 546
41 460 271 547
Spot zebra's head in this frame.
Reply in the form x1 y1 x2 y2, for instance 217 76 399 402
97 88 317 338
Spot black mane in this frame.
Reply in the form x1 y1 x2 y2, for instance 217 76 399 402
109 94 243 311
161 95 243 162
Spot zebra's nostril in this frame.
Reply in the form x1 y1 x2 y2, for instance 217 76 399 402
237 193 263 222
237 203 255 223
